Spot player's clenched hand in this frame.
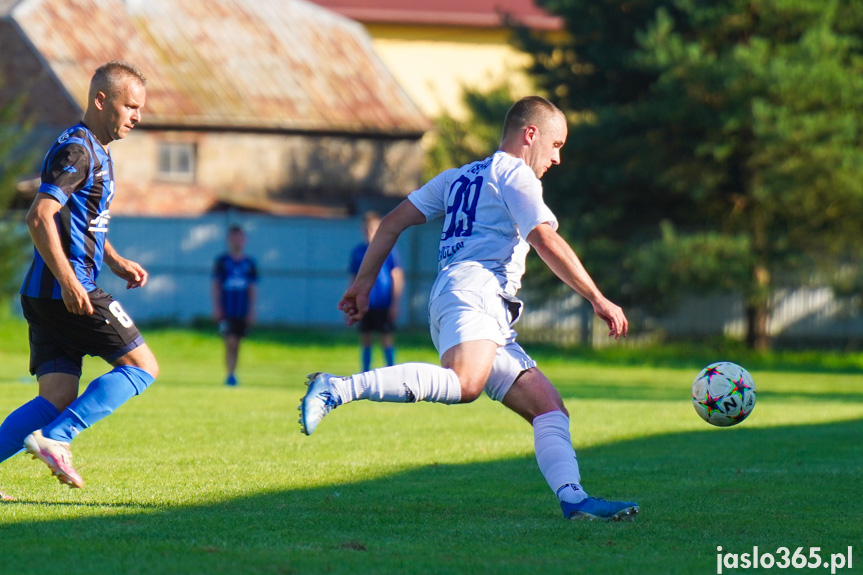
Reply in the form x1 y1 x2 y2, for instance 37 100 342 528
61 281 94 315
338 284 369 326
592 296 628 340
108 256 149 289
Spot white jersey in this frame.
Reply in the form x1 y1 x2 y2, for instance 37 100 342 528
408 151 558 297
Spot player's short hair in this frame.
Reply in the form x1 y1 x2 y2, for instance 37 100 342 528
363 211 381 225
228 224 244 235
90 60 147 98
501 96 563 140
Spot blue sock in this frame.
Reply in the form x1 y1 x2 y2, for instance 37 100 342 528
0 396 60 463
384 346 395 367
361 346 372 372
42 366 155 443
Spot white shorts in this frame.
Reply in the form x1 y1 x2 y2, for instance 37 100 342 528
429 280 536 402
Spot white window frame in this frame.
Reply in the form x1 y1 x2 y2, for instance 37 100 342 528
157 141 196 182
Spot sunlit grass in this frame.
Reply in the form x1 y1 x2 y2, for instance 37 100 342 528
0 321 861 574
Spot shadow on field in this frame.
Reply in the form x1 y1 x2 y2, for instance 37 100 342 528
0 500 163 509
1 418 861 575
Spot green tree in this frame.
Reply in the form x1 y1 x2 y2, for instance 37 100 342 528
423 84 513 181
0 84 35 314
519 0 863 349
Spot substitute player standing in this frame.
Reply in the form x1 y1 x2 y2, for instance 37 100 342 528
0 61 158 493
212 224 258 386
300 96 638 521
349 211 403 371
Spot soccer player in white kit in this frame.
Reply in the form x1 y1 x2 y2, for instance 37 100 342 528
300 96 638 521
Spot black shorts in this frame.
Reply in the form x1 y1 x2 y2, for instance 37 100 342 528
358 308 394 334
21 289 144 377
219 318 249 338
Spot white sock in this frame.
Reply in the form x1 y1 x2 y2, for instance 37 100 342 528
556 484 587 504
533 410 586 503
329 363 462 404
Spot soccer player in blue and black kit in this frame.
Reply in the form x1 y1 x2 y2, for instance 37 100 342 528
212 225 258 386
349 212 403 371
0 61 158 496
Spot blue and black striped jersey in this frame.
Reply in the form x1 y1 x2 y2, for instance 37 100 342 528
349 244 400 310
213 255 258 318
20 123 115 299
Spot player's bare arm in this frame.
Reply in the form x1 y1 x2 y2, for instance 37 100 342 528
339 200 425 324
104 239 148 289
246 283 257 325
527 222 628 339
389 265 405 322
25 193 93 315
211 278 224 321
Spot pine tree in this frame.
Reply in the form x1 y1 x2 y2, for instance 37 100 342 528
519 0 863 349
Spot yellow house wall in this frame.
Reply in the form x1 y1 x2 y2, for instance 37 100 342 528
365 24 538 119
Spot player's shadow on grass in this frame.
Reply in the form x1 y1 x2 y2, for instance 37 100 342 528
1 418 861 574
0 499 162 508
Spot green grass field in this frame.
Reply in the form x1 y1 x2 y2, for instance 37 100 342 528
0 319 861 575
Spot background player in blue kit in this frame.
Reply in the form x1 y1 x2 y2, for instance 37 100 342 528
212 225 258 386
301 96 638 521
349 211 403 371
0 61 158 493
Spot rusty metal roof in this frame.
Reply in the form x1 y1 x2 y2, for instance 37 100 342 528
309 0 563 30
6 0 430 136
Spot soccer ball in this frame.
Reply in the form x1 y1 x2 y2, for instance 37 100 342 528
691 362 757 427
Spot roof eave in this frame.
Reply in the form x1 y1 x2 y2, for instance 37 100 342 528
136 122 428 141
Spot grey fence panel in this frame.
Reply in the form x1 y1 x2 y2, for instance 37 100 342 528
654 293 745 338
98 214 441 328
13 214 863 345
516 288 863 347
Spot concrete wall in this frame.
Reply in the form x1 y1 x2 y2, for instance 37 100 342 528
11 214 862 347
97 213 441 327
106 130 426 216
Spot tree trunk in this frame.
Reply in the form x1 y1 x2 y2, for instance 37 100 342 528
744 263 771 350
745 302 770 350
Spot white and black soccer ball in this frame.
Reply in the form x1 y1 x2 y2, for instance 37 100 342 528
692 362 757 427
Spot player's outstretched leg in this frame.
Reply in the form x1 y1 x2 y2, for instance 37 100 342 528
299 372 343 436
299 364 463 435
23 429 83 488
